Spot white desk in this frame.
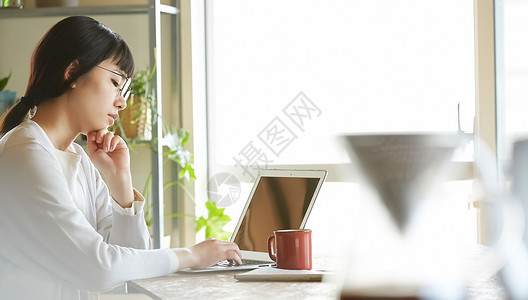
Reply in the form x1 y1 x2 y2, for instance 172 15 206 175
129 245 509 300
129 271 338 300
129 252 339 300
129 270 507 300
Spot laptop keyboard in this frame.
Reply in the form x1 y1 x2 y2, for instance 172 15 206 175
214 259 271 267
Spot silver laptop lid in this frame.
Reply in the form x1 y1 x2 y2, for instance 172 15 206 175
230 169 327 261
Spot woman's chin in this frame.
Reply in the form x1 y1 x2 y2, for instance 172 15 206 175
83 126 107 135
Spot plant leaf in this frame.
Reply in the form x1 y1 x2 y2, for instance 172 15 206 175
0 73 11 91
195 216 207 232
197 200 232 240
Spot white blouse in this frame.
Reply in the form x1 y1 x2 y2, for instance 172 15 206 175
0 120 178 300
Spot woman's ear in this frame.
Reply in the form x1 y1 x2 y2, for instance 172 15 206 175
64 60 79 87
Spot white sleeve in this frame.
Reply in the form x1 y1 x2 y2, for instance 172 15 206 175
111 189 145 216
82 151 152 250
0 143 177 291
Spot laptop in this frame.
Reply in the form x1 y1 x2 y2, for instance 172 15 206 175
182 168 327 272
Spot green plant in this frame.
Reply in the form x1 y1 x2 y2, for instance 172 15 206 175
142 124 233 241
130 68 152 99
109 66 155 140
0 72 11 91
196 200 232 241
161 122 195 181
141 121 196 228
146 122 196 226
126 68 155 126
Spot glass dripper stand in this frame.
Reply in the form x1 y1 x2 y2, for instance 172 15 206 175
338 133 466 299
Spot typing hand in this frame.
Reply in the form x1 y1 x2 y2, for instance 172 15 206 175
174 239 242 270
215 259 241 267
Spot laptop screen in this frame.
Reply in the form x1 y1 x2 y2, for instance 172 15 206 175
233 176 322 252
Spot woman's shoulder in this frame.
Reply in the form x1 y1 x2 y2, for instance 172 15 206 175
0 122 59 174
0 120 54 154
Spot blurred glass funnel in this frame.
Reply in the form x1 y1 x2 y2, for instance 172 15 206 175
343 133 462 232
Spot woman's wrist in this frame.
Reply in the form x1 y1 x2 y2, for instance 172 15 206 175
106 171 135 208
173 248 195 271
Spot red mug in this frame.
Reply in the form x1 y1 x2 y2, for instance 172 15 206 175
267 229 312 270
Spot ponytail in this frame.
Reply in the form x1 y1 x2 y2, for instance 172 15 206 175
0 97 37 137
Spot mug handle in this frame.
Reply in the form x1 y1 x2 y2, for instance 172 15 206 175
267 236 277 262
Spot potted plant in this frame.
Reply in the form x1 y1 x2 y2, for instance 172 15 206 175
0 72 16 116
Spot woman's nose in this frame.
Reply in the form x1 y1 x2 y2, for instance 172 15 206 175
116 95 127 111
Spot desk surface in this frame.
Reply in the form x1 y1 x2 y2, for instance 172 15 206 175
129 271 338 300
129 272 507 300
129 246 508 300
130 252 340 300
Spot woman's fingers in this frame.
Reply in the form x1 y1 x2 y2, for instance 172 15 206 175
222 241 242 264
94 128 107 144
102 131 113 152
209 239 241 261
87 129 124 153
110 135 121 152
213 240 242 265
187 239 242 269
228 252 242 265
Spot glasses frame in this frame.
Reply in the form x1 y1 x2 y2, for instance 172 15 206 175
96 65 132 101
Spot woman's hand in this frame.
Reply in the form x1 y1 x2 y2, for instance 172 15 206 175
174 239 242 270
86 129 134 208
86 129 129 175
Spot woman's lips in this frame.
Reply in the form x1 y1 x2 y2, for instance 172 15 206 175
108 114 119 125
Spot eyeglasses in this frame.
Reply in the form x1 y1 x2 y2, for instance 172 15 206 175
96 65 132 101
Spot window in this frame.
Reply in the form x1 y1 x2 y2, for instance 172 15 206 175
498 0 528 160
203 0 476 248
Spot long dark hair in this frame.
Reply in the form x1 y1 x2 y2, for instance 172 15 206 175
0 16 134 136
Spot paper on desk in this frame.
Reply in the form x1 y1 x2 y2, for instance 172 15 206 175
234 267 326 282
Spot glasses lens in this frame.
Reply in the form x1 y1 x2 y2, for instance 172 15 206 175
121 78 131 98
123 89 131 101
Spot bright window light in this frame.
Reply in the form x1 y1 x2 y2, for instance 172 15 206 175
203 0 476 246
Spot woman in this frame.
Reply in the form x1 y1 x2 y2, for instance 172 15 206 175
0 16 241 299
